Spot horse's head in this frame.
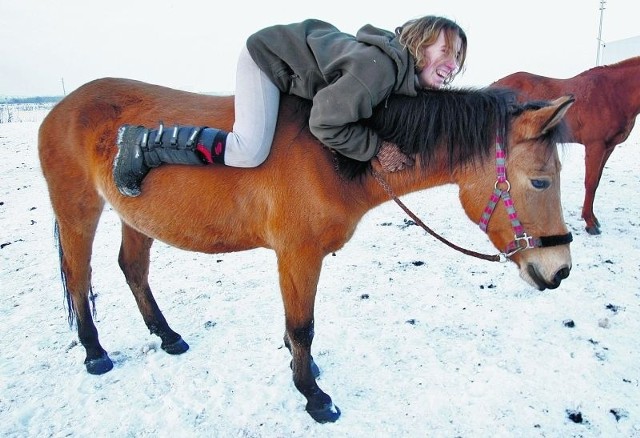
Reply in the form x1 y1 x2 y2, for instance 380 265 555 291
364 87 574 290
458 95 575 290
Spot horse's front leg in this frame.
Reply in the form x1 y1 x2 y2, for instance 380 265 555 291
118 222 188 354
277 249 340 423
284 332 321 378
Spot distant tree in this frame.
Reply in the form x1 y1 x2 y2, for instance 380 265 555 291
6 96 62 104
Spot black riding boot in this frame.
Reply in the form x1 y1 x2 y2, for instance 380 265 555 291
113 122 228 197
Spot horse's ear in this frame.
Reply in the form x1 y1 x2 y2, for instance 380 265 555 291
516 95 575 141
540 95 575 134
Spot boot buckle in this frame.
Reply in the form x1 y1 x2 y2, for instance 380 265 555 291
154 122 164 145
187 127 203 148
170 126 179 146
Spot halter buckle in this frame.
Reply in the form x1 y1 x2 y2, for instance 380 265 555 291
505 233 536 257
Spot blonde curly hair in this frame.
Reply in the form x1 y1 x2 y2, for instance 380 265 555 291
396 16 467 85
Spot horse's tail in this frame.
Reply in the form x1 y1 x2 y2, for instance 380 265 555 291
54 220 96 328
54 220 74 327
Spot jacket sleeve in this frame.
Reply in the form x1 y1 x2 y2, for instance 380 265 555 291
308 72 390 161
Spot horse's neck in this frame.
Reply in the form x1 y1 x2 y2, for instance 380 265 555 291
364 163 453 208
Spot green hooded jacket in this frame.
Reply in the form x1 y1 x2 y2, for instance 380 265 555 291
246 19 420 161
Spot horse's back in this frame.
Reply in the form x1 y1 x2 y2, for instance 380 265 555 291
493 69 614 142
41 78 235 135
38 79 234 209
493 71 568 102
38 77 307 191
38 78 352 254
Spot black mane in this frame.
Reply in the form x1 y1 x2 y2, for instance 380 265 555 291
336 87 564 179
333 87 514 178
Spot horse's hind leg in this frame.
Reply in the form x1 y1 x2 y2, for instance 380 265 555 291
39 108 118 374
582 140 612 235
53 195 113 374
277 249 340 423
118 222 188 354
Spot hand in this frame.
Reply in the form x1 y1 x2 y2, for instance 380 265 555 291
375 141 414 172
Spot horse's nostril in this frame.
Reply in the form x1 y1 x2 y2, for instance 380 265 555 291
554 266 571 283
544 266 571 290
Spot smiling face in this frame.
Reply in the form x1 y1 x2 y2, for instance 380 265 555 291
417 30 463 89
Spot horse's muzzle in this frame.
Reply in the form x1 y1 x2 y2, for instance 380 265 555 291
527 263 571 290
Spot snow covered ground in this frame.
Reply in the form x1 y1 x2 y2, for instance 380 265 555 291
1 108 638 437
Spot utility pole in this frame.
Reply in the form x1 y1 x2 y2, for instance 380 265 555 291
596 0 606 65
61 77 66 96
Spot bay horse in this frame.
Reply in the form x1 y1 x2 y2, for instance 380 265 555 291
38 78 574 423
493 56 640 235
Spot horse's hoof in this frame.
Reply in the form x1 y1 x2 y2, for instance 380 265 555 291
585 225 601 235
161 337 189 355
85 353 114 375
306 401 341 423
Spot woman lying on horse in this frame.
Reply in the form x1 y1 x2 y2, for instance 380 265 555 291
113 15 467 196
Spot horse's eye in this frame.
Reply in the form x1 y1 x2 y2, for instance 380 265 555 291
531 179 550 190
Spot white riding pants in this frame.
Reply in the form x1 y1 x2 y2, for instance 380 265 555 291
224 45 280 168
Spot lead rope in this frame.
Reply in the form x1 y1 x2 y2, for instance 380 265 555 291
371 169 503 263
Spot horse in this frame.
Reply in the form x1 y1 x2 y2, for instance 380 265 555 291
492 56 640 235
38 77 574 423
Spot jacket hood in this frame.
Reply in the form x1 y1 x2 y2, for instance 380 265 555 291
356 24 418 96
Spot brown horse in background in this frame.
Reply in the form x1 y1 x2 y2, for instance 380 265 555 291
38 78 573 423
493 56 640 235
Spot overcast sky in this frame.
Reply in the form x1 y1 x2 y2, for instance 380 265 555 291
1 0 637 97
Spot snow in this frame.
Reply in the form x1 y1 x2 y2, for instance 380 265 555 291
1 109 638 437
